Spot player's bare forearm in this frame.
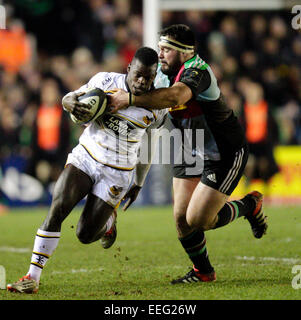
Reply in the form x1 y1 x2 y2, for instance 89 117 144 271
122 184 142 211
135 86 187 109
109 82 193 112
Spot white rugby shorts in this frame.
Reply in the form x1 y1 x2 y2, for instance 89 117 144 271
66 144 133 207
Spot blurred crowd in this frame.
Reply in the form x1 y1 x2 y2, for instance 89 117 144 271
0 0 300 194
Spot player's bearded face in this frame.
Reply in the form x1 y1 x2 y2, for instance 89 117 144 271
158 46 182 76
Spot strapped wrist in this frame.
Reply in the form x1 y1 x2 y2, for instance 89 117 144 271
129 92 136 106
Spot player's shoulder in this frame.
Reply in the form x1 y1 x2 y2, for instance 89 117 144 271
88 72 126 91
180 56 212 87
184 54 209 71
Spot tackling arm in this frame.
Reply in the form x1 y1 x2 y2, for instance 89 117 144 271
109 67 211 112
134 82 193 110
109 82 193 112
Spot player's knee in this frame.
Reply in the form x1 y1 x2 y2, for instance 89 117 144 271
76 226 94 244
188 215 215 231
76 231 93 244
174 213 193 236
200 218 217 231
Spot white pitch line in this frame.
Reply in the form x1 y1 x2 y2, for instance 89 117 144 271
0 246 31 253
51 267 104 275
236 256 301 264
50 265 185 276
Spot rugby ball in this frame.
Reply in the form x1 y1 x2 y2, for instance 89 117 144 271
70 87 108 125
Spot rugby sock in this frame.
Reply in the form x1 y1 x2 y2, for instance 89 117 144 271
179 230 214 274
213 197 255 229
27 229 61 283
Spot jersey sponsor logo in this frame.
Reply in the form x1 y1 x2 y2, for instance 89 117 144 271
102 114 136 138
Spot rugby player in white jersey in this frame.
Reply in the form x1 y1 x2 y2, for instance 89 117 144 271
7 47 167 294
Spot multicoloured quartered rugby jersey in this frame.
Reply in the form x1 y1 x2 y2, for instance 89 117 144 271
154 55 246 161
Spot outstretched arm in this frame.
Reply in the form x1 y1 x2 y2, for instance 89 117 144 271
109 82 193 112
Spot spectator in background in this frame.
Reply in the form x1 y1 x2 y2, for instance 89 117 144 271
207 31 226 64
248 14 267 51
291 37 301 67
219 15 242 58
0 19 31 74
26 79 70 186
71 47 99 84
240 81 279 195
269 16 290 50
240 50 261 81
0 90 22 159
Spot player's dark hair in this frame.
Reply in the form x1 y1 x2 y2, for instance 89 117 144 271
133 47 158 66
159 24 195 46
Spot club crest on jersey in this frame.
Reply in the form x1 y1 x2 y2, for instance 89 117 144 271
143 116 152 125
110 185 123 197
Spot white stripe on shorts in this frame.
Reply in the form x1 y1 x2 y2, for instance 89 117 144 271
219 148 244 194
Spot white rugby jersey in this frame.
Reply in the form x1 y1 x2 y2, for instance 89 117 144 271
72 72 167 170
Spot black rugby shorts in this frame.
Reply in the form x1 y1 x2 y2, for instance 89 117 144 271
173 144 249 196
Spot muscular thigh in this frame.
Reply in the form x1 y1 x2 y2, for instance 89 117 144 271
173 178 200 220
77 193 114 234
186 182 228 231
52 164 92 201
41 164 93 231
185 146 248 230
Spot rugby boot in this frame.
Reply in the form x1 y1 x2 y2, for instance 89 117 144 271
244 191 268 239
7 274 39 293
171 266 216 284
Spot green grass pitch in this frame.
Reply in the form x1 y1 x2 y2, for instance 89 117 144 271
0 204 301 300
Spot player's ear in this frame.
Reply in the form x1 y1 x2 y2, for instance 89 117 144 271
151 71 157 81
127 63 131 73
152 64 158 79
180 52 186 61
